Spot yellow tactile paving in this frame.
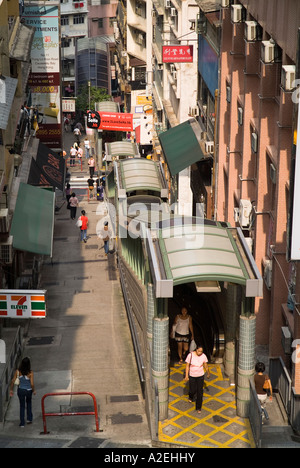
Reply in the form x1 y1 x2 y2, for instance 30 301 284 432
158 364 255 448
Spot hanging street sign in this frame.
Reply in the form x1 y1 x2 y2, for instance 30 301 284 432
162 45 194 63
0 290 47 319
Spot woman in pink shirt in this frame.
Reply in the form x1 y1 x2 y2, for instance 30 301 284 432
185 346 210 414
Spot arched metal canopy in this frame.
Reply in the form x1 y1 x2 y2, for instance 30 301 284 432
145 217 263 298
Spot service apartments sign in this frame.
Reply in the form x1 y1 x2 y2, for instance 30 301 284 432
0 290 47 319
87 111 133 132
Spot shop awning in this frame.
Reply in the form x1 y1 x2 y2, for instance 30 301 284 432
159 119 205 177
11 183 55 257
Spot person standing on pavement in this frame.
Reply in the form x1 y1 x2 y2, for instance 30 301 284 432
10 357 36 427
98 221 111 256
88 155 96 178
84 138 90 159
70 145 77 167
78 210 88 243
185 346 210 414
171 307 194 363
87 177 94 200
69 192 79 220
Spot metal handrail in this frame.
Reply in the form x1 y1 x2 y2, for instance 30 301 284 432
41 391 100 434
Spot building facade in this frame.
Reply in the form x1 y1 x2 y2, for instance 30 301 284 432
216 0 300 393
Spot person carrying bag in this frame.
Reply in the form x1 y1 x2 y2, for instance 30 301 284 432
184 345 210 414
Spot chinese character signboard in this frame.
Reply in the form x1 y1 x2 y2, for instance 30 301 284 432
87 111 133 132
0 290 47 319
23 2 62 149
162 45 194 63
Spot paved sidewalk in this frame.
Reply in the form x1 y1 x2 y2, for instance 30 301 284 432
0 130 152 447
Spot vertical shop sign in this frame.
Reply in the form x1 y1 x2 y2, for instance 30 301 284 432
23 2 62 149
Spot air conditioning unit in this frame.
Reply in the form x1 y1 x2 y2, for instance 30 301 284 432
172 70 177 80
234 207 239 222
189 106 199 117
245 21 257 41
170 64 176 73
251 132 258 153
245 236 253 253
263 259 272 290
0 209 9 233
281 65 296 91
237 107 243 126
281 327 292 354
231 4 243 23
136 33 144 45
226 85 231 103
205 141 214 154
239 199 252 227
170 7 177 17
221 0 230 7
261 40 275 63
270 163 276 184
165 0 171 8
0 236 13 264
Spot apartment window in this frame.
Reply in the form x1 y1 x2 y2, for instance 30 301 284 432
73 14 85 24
61 38 71 48
109 17 116 28
98 18 104 29
61 16 69 26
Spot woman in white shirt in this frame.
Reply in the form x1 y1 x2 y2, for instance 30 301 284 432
172 307 194 363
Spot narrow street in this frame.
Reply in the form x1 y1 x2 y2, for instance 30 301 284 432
0 129 152 448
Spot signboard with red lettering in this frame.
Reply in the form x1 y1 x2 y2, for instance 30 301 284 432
87 111 133 132
162 45 194 63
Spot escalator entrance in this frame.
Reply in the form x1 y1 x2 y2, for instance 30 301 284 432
168 283 225 365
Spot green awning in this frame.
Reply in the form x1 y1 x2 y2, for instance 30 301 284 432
159 119 205 177
11 183 55 256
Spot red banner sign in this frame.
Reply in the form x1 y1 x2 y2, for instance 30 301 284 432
87 111 133 132
162 45 194 63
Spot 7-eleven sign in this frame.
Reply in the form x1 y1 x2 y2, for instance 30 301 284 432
0 290 47 318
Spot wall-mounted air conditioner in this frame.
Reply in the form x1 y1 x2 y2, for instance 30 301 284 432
281 327 292 354
263 259 272 290
221 0 230 7
238 107 243 126
270 163 276 184
0 209 9 233
226 85 231 103
261 40 275 64
245 21 257 41
172 71 177 80
165 0 171 8
239 199 252 228
234 207 239 222
205 141 214 154
0 236 13 264
189 106 199 117
170 7 177 17
251 132 258 153
136 33 144 45
231 4 243 23
281 65 296 91
170 64 176 73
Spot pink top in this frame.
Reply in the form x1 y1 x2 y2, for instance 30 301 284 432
185 352 208 377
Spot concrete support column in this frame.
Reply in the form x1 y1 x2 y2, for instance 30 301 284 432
237 314 256 417
152 316 169 421
224 284 240 382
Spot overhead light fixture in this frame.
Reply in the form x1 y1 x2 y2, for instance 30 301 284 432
195 281 221 293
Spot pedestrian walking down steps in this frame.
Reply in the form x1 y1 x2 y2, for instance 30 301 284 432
76 210 89 243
